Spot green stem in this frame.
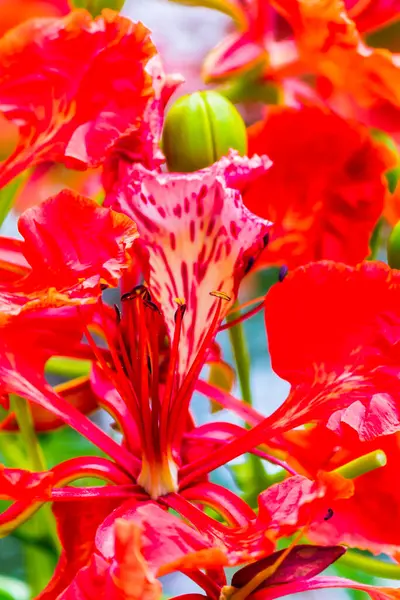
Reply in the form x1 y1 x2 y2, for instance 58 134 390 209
10 396 61 556
226 304 269 503
338 550 400 580
226 304 252 405
334 449 386 480
11 396 47 472
0 432 28 469
45 356 90 379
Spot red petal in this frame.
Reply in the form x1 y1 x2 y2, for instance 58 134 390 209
0 0 68 37
272 0 400 112
57 518 164 600
0 236 30 283
38 498 123 600
203 31 267 82
0 466 53 501
252 575 400 598
258 471 354 538
0 10 157 187
265 261 400 440
245 107 389 268
18 189 137 298
347 0 400 32
102 57 183 193
95 500 214 566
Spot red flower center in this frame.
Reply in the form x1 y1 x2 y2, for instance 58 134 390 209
86 285 228 499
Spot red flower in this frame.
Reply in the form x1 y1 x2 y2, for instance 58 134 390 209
195 0 400 137
243 106 390 268
0 9 160 190
0 154 273 596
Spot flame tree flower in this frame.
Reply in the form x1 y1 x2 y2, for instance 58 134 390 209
2 149 400 594
0 154 277 596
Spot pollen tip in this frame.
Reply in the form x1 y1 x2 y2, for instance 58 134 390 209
278 265 289 282
263 232 270 248
324 508 334 521
175 297 186 306
210 291 231 301
174 302 187 321
121 284 151 302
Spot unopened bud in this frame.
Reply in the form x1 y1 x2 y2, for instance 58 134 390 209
162 91 247 172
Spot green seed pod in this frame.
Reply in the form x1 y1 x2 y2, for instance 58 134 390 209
387 221 400 269
162 91 248 172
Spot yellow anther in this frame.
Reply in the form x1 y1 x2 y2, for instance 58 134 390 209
210 291 231 301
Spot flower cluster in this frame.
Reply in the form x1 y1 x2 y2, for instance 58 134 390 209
0 0 400 599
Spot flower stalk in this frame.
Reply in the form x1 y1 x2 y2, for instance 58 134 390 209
10 396 61 553
337 550 400 580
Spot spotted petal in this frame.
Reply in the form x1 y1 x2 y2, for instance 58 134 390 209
106 151 271 377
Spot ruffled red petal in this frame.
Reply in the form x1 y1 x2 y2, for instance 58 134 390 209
0 9 158 188
245 106 390 267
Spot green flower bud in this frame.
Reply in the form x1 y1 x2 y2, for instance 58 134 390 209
388 221 400 269
70 0 124 17
162 91 247 173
